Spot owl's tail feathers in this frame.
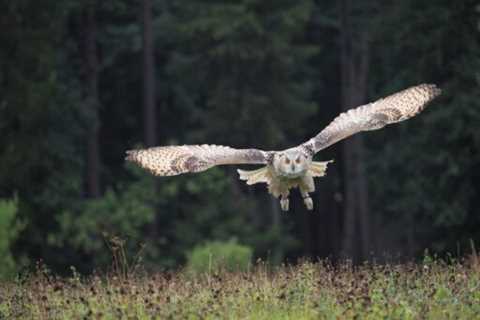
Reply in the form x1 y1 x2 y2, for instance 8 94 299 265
309 160 334 177
237 166 271 185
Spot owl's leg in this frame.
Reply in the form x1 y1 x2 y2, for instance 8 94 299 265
301 190 313 211
300 175 315 211
280 191 290 212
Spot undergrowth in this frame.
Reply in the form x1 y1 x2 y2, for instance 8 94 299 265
0 257 479 319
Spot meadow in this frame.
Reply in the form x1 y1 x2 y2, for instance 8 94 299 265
1 257 479 320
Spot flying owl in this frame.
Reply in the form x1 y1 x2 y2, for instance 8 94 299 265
126 84 441 211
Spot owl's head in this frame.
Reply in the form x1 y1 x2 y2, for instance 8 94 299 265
273 149 311 178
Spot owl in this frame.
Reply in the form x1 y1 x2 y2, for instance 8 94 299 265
126 84 441 211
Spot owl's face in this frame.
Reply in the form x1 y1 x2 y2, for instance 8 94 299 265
273 150 311 178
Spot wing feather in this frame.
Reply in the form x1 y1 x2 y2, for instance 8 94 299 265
303 83 441 153
126 144 270 176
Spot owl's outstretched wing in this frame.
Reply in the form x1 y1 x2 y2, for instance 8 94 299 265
302 83 441 154
126 144 270 176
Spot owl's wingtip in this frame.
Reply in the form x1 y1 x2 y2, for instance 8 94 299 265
421 83 442 97
125 150 137 162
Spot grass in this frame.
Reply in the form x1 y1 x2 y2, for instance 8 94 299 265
1 258 479 319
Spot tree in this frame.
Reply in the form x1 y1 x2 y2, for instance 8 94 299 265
142 0 157 147
0 0 89 270
2 0 479 273
0 198 23 279
339 0 371 262
368 0 480 257
84 1 102 198
168 0 317 261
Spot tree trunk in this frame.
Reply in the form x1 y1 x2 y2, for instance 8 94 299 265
339 0 370 262
142 0 160 242
84 1 101 198
270 197 284 264
142 0 157 147
315 164 342 261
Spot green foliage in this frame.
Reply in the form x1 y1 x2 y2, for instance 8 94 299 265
187 240 253 273
48 165 278 272
1 0 480 273
50 167 157 271
0 198 23 279
0 0 88 270
368 0 480 254
145 167 281 269
168 0 317 148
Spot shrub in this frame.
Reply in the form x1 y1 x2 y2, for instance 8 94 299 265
0 197 22 279
52 169 157 270
187 240 252 274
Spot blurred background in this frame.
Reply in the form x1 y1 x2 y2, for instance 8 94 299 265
0 0 479 275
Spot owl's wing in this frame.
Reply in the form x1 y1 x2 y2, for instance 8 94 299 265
302 83 441 154
126 144 271 176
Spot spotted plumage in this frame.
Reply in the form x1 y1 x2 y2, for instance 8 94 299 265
126 83 441 211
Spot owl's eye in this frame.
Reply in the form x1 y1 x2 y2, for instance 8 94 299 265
285 158 291 164
295 158 301 164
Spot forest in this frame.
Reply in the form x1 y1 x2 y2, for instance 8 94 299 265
1 0 480 277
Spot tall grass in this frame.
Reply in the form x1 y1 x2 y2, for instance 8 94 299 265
1 257 479 319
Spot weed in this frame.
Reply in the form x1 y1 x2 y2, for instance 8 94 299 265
0 259 479 319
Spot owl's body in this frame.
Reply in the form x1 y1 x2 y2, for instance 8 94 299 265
237 147 331 210
126 84 441 211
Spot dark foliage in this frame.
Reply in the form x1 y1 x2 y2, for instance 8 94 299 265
0 0 478 273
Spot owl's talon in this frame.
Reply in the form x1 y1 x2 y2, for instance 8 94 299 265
304 197 314 210
280 198 289 211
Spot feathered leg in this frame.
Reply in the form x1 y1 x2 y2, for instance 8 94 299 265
280 190 290 211
280 188 290 211
300 175 315 210
301 190 314 210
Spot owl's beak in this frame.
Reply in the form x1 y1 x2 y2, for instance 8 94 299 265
291 164 295 172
